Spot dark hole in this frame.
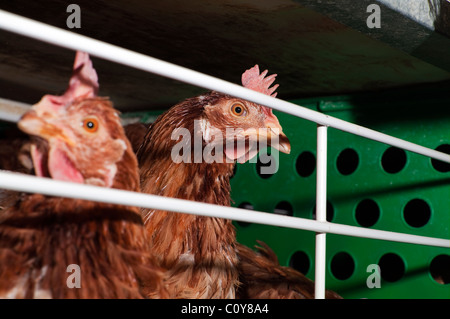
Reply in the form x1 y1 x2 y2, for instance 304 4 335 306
355 199 380 227
381 147 407 174
430 254 450 284
403 199 431 228
378 253 405 282
312 201 335 222
289 251 310 275
256 152 276 179
236 202 253 227
336 148 359 175
330 252 355 280
431 144 450 173
296 151 316 177
273 201 293 216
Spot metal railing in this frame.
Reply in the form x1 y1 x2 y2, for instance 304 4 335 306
0 9 449 299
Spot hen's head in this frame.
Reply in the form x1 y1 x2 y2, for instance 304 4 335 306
197 65 290 163
17 52 138 191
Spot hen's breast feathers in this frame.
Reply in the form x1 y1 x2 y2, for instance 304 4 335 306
0 194 168 298
139 160 239 299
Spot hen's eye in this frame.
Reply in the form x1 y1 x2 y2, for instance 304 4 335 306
231 103 246 116
82 118 99 133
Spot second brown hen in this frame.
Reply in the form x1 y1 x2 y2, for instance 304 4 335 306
130 65 341 299
128 65 343 299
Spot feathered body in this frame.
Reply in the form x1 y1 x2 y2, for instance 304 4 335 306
124 122 150 154
0 197 159 298
237 241 342 299
138 93 238 298
0 130 33 211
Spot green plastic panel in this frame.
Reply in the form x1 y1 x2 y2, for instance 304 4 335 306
231 93 450 299
3 88 449 298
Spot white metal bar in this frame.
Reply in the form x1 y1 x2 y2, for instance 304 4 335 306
0 10 449 164
315 125 328 299
0 170 449 248
0 98 31 122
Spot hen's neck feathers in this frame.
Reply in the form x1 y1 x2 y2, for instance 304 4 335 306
137 93 239 298
138 92 235 202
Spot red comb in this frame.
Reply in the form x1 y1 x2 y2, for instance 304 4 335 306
65 51 99 102
33 51 99 112
242 65 278 118
241 65 279 97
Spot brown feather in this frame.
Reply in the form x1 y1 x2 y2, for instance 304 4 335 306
236 241 342 299
124 122 151 154
0 129 34 211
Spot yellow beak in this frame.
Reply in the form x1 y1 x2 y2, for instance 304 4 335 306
241 115 291 154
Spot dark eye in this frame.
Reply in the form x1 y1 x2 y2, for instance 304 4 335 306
82 118 99 133
231 103 246 116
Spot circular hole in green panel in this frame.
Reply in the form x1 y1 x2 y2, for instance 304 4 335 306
256 152 276 179
336 148 359 175
355 199 380 227
430 254 450 284
289 251 310 275
431 144 450 173
403 199 431 228
381 147 407 174
237 202 254 227
296 151 316 177
330 252 355 280
273 201 293 216
312 201 335 222
378 253 405 282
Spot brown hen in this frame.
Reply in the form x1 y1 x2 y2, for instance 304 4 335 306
131 65 335 299
0 51 166 299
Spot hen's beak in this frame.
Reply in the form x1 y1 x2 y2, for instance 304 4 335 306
18 110 75 147
264 115 291 154
240 115 291 154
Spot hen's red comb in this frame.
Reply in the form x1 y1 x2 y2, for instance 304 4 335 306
65 51 99 102
241 65 278 97
33 51 99 112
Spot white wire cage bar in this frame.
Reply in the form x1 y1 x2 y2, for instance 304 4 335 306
0 98 31 123
0 10 449 299
0 170 448 249
315 125 328 299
